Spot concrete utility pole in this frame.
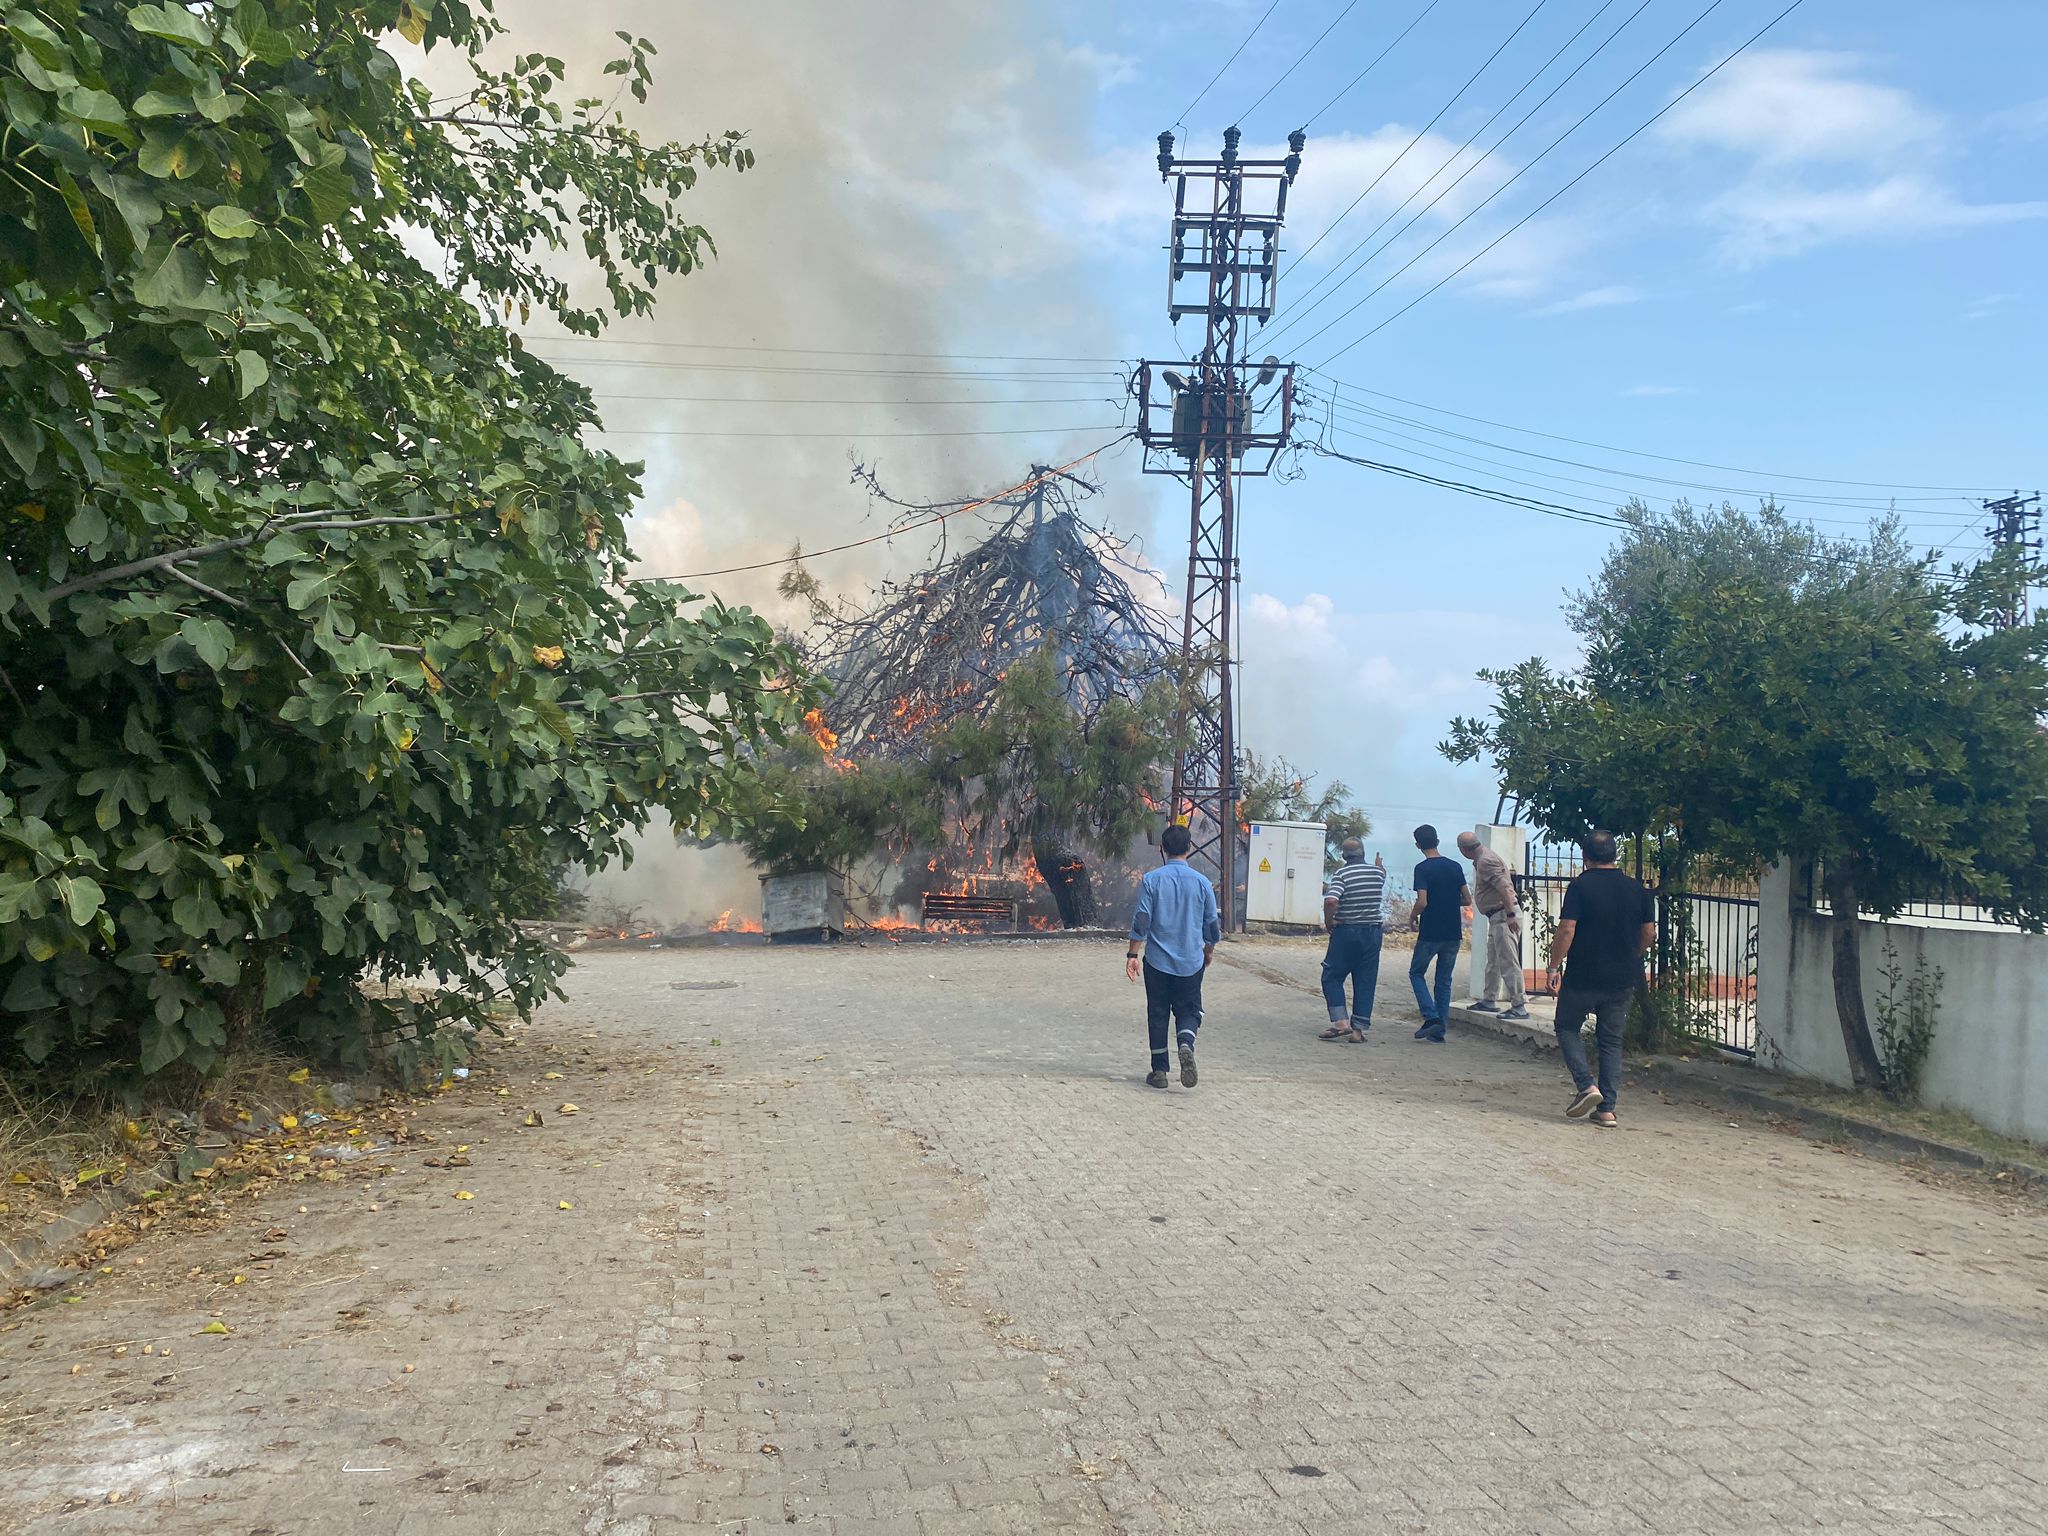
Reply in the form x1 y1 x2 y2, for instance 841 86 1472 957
1984 491 2043 630
1134 126 1303 930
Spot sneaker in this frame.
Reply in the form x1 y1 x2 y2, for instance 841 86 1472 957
1413 1021 1439 1040
1467 1001 1501 1013
1146 1069 1171 1089
1178 1039 1198 1088
1592 1110 1618 1129
1502 1007 1532 1022
1423 1028 1446 1043
1566 1084 1602 1119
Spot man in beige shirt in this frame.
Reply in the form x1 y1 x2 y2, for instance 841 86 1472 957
1457 832 1529 1019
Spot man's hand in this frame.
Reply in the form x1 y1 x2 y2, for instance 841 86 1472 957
1201 943 1215 969
1545 964 1562 994
1373 852 1384 867
1125 953 1142 984
1507 910 1522 935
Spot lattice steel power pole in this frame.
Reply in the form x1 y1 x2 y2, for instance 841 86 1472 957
1984 490 2043 630
1133 126 1303 929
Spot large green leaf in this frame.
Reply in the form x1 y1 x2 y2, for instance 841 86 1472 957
127 4 216 49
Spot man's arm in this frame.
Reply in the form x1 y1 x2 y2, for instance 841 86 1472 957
1323 892 1340 931
1546 918 1577 990
1201 881 1220 966
1125 881 1152 983
1636 921 1656 958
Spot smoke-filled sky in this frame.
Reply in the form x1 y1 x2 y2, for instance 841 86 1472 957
461 1 2044 914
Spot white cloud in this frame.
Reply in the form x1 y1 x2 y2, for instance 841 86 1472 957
1656 50 2048 263
1659 50 1937 165
1236 592 1575 831
1622 384 1690 398
1987 96 2048 141
1965 292 2018 322
1065 43 1138 89
1531 285 1643 317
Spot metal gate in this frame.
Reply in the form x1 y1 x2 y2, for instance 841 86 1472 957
1518 841 1759 1057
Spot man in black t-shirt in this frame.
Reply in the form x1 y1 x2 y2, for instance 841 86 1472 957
1545 830 1655 1128
1407 824 1469 1042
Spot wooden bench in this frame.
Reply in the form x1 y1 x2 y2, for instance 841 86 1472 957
920 892 1021 930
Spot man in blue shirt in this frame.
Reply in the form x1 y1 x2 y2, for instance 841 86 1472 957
1126 823 1221 1088
1408 823 1469 1043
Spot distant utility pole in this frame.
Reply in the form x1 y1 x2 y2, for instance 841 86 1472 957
1984 490 2043 630
1134 126 1304 930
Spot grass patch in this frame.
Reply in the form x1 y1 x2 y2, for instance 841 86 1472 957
1761 1078 2048 1170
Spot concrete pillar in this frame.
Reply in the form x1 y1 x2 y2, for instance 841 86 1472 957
1471 824 1528 1002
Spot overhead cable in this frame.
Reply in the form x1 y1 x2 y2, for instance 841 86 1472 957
1302 0 1447 128
1174 0 1283 130
638 438 1132 581
1267 0 1649 348
1311 0 1805 363
1285 0 1554 275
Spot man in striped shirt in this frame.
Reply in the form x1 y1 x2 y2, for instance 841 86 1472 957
1318 839 1389 1042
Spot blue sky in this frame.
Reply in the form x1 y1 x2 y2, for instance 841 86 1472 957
1027 0 2047 848
517 0 2046 891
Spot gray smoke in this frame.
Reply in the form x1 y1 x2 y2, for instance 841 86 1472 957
476 2 1136 925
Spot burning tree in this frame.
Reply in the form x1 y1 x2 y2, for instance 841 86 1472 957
771 464 1182 927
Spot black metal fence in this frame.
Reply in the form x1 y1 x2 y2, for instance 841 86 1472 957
1518 841 1760 1057
1797 861 2013 927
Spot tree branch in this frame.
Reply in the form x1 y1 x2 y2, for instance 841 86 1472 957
35 512 464 605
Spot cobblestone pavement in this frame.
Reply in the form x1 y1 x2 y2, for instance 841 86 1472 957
4 939 2047 1535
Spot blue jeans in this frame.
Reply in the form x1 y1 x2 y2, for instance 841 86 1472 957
1555 986 1631 1112
1408 937 1459 1029
1321 924 1383 1026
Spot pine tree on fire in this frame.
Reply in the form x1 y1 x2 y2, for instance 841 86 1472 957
773 463 1181 927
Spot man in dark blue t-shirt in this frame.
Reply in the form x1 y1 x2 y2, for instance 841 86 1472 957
1408 824 1468 1042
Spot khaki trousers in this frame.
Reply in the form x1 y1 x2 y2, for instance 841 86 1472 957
1484 912 1527 1008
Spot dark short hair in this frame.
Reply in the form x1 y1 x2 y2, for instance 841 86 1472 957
1413 823 1438 850
1582 829 1620 864
1161 823 1193 857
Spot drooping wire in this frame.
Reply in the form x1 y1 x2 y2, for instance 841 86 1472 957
1304 370 2012 495
637 438 1133 581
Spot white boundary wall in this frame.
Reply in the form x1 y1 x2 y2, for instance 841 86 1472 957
1755 863 2048 1144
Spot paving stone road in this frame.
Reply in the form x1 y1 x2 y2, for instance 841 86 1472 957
4 938 2047 1535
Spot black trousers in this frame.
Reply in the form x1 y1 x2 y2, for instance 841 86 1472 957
1142 961 1205 1069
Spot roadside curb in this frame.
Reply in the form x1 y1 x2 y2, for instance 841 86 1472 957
1 1158 186 1290
1444 1002 2048 1184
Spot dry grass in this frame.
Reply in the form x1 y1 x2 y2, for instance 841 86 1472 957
0 1046 380 1257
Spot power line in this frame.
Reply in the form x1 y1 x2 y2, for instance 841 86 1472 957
1237 0 1361 125
527 354 1123 383
589 392 1115 407
1321 413 1985 534
1304 386 1987 513
1267 0 1651 350
1307 370 2015 494
1313 0 1804 363
520 335 1130 364
1312 428 1971 577
590 422 1128 441
638 439 1129 581
1174 0 1283 129
1285 0 1555 275
1302 0 1446 128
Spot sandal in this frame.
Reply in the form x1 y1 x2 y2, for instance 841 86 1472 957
1318 1025 1350 1039
1343 1028 1368 1043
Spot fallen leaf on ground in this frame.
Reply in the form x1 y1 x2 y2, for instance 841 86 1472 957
557 1104 579 1115
453 1191 474 1201
523 1112 543 1128
288 1068 310 1084
197 1321 230 1335
543 1072 564 1081
558 1201 573 1211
